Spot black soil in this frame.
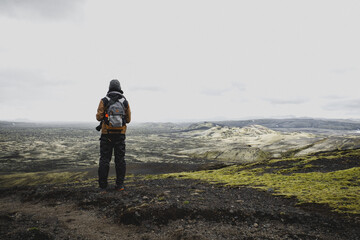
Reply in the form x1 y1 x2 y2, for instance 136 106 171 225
1 173 360 240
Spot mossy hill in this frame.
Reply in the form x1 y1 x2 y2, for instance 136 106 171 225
1 148 360 239
161 148 360 215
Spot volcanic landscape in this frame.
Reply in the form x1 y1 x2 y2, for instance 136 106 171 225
1 119 360 239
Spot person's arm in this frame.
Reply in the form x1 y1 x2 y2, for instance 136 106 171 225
96 100 105 121
126 103 131 123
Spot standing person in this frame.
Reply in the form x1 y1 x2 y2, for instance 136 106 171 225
96 79 131 191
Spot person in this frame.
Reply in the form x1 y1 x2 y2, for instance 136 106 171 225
96 79 131 191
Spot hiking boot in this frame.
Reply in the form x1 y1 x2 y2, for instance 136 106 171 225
99 188 107 194
115 185 125 191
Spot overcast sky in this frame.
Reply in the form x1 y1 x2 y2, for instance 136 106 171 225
1 0 360 123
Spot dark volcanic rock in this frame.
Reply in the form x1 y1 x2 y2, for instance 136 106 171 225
1 176 359 240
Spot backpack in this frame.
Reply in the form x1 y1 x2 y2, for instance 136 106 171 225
104 95 126 128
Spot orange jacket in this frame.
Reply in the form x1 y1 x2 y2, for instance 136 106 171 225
96 98 131 134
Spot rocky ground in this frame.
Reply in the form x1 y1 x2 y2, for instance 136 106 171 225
1 170 359 240
1 121 360 239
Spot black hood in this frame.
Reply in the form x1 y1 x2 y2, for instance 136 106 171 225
108 79 123 94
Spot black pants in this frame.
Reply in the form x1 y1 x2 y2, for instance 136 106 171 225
98 134 126 189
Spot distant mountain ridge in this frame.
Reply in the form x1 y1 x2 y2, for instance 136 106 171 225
213 118 360 131
2 118 360 131
132 118 360 132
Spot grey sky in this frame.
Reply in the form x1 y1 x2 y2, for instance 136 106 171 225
0 0 360 122
0 0 84 20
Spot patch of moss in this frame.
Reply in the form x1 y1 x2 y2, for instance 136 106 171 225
256 150 273 162
143 174 163 180
163 149 360 215
0 171 89 188
272 148 360 164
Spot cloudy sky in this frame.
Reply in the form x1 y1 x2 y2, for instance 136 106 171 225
0 0 360 123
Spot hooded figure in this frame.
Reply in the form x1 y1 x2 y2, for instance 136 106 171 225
96 79 131 192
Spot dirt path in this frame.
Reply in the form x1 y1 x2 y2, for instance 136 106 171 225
1 177 360 240
0 197 138 240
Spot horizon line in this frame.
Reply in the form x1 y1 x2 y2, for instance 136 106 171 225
1 116 360 125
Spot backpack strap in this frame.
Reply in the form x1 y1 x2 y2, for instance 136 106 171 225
102 95 128 108
102 97 110 108
103 96 118 109
118 97 126 110
101 97 111 127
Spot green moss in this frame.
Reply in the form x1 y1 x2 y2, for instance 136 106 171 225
256 150 273 161
270 148 360 165
143 174 166 180
163 150 360 214
0 171 89 188
158 196 165 201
